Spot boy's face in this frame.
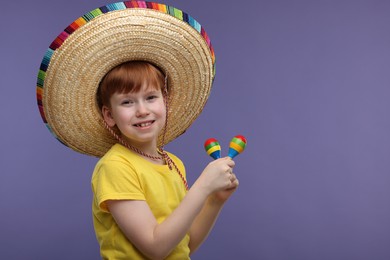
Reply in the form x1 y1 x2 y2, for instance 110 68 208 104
102 82 166 149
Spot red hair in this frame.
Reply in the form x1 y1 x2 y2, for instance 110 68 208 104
97 61 165 109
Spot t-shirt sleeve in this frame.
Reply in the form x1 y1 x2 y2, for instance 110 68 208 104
94 160 146 212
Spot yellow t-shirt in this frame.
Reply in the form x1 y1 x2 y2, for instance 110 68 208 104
91 144 189 260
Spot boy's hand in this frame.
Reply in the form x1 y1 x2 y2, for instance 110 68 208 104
194 157 239 198
209 172 239 204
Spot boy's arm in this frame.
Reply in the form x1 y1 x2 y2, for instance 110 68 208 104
107 187 207 259
188 183 238 254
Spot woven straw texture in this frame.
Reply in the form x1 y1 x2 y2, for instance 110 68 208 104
37 1 215 157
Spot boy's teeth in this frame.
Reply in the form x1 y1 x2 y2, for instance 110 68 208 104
137 122 152 127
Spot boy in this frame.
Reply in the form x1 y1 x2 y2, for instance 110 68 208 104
37 2 239 259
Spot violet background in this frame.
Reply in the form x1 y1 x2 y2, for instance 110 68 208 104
1 0 390 259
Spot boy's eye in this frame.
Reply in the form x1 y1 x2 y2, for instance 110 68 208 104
147 95 158 101
121 100 134 105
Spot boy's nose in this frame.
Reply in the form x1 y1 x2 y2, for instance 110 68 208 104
135 102 150 117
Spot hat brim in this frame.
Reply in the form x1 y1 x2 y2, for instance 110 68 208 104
37 2 215 157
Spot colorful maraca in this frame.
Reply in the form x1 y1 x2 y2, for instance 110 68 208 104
204 138 221 160
228 135 247 158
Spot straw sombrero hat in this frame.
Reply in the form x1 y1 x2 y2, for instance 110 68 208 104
36 1 215 157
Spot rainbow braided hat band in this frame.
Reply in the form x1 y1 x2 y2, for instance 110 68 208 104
36 1 216 157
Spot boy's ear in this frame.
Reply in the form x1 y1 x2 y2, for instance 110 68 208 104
102 106 116 127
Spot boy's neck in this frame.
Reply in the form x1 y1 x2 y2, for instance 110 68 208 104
119 135 165 164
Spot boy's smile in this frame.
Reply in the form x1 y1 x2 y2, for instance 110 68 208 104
134 120 155 128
